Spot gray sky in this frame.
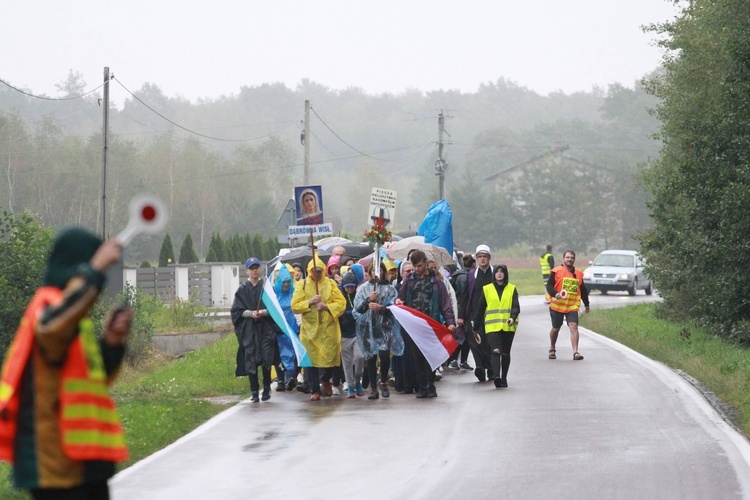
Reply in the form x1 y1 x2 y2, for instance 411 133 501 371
5 1 682 108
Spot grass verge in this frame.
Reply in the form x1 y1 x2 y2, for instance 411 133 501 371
581 303 749 435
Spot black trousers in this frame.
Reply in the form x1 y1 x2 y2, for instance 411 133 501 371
403 332 434 389
366 350 391 386
488 331 515 380
249 366 271 392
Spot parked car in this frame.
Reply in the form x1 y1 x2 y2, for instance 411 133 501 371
582 250 653 296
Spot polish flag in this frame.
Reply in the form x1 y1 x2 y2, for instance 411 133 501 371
388 305 458 371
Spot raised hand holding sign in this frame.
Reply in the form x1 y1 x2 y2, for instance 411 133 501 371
115 194 168 246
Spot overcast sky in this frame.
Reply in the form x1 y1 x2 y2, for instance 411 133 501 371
5 1 682 108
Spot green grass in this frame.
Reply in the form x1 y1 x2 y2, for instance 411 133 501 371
508 267 548 296
581 303 750 435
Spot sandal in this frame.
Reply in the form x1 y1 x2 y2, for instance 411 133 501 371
548 349 556 360
573 352 584 361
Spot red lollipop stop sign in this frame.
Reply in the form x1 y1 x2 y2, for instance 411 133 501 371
116 194 168 246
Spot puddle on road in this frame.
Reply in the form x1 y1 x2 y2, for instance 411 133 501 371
242 427 303 457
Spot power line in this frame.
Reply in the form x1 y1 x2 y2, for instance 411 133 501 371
113 76 301 143
0 77 104 101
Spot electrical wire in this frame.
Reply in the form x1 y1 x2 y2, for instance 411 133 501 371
0 77 104 101
113 76 301 143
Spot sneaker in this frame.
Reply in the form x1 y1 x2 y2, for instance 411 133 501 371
355 382 365 397
368 390 379 400
321 381 333 397
494 377 503 388
416 387 429 399
276 381 286 392
285 379 297 391
347 387 356 399
379 382 390 398
250 391 260 403
310 393 321 401
474 368 486 382
261 387 271 401
297 382 311 394
332 386 341 396
427 385 438 398
459 362 473 370
434 371 443 381
499 378 508 388
448 360 460 370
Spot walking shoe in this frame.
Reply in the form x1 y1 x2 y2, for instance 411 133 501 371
261 387 271 401
368 390 379 400
434 370 443 381
475 368 486 382
494 377 503 388
297 382 311 394
250 391 260 403
459 362 474 370
427 385 438 398
449 360 460 370
276 380 286 392
355 382 365 397
321 381 333 397
499 378 508 388
416 387 429 399
332 385 341 396
285 379 297 391
379 382 390 398
310 393 321 401
347 387 356 399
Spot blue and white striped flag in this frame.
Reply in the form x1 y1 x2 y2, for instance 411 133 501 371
262 278 312 367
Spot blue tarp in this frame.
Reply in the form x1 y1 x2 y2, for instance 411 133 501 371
417 199 454 257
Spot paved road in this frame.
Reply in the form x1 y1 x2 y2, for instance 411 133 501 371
111 292 750 499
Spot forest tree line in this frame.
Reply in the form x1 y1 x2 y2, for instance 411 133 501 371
0 71 662 265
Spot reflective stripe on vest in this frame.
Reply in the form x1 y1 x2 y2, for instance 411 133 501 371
550 266 583 313
482 283 517 333
540 253 551 276
60 317 128 462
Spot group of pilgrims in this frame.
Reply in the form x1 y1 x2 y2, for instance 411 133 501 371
231 243 521 403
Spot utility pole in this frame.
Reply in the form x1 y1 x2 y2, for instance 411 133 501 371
101 66 110 239
435 109 448 200
303 100 310 185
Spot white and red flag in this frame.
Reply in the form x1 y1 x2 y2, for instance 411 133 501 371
388 304 458 370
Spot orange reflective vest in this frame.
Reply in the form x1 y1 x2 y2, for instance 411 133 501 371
0 287 127 463
549 266 584 314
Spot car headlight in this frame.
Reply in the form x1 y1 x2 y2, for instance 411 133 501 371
583 271 592 279
619 273 631 280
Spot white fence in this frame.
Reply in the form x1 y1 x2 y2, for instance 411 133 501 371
123 263 243 307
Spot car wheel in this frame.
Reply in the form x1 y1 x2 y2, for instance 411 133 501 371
645 281 653 296
600 289 608 295
627 279 637 296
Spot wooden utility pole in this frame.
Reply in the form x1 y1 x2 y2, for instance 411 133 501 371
303 100 310 184
435 110 448 200
101 66 110 239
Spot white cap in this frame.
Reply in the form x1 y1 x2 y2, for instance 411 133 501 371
475 244 491 257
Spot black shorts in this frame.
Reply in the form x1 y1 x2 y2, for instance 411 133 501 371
550 309 579 329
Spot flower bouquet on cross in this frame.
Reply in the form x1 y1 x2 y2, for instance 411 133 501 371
364 217 392 246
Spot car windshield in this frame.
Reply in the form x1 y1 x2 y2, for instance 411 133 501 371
594 254 634 267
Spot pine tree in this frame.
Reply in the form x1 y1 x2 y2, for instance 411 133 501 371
158 233 175 267
178 233 200 263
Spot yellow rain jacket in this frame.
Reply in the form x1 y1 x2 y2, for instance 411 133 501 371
291 259 346 367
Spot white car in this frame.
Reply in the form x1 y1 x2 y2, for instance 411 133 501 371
583 250 653 296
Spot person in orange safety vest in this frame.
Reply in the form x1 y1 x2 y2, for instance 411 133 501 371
545 249 590 361
0 227 131 499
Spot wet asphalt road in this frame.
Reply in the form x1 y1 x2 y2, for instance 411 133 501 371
111 292 750 499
